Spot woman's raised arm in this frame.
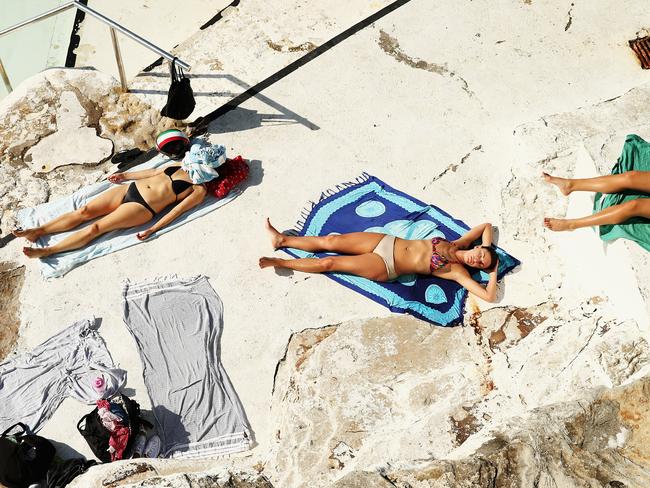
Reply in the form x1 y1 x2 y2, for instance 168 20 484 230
449 266 498 302
136 185 207 240
453 222 492 249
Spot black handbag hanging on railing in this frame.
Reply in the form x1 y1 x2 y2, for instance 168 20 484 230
160 57 196 120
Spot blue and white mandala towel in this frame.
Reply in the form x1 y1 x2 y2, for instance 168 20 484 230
284 174 520 326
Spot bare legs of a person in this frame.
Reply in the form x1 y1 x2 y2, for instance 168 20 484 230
13 185 152 258
259 218 389 280
542 171 650 231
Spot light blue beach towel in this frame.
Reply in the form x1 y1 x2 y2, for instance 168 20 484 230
17 154 241 278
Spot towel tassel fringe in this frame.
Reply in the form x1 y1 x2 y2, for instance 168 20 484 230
289 173 373 235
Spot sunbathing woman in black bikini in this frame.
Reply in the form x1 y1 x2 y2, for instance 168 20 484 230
14 164 206 258
259 219 500 302
14 132 212 258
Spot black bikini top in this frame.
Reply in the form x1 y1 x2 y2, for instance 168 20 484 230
164 166 193 197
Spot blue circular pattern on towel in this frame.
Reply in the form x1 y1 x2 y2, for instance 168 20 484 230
355 200 386 218
425 284 447 304
384 220 412 238
383 219 444 240
409 220 441 239
397 274 417 286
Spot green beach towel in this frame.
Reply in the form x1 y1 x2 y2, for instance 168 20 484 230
594 134 650 251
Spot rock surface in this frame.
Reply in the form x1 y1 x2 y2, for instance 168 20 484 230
267 307 649 487
24 90 113 173
380 377 650 487
68 462 273 488
118 472 273 488
0 263 25 361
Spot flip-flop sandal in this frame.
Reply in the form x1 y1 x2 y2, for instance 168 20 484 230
143 434 161 458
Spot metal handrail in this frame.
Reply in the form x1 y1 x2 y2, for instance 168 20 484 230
0 2 75 38
0 0 190 94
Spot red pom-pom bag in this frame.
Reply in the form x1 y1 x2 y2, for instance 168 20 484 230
205 156 250 198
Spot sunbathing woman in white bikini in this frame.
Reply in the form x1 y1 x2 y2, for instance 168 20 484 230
259 219 500 302
14 131 223 258
542 171 650 231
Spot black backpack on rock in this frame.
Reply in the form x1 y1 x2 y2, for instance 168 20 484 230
77 394 151 463
0 423 55 488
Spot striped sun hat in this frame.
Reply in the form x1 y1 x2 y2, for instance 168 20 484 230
155 129 190 158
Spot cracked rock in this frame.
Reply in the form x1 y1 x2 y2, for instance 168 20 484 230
25 128 113 174
0 263 26 361
267 299 647 487
382 377 650 487
106 471 272 488
23 89 113 173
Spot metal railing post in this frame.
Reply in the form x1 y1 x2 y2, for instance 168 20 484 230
109 28 128 92
0 57 12 93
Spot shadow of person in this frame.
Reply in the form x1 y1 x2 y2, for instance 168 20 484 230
144 405 191 458
201 106 299 135
145 402 256 457
274 267 294 277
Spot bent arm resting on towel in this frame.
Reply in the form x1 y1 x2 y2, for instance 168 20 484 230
137 185 208 240
441 262 499 303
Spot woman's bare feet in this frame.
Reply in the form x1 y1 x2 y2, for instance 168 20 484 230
13 227 44 242
265 218 286 249
543 217 574 231
259 257 283 269
22 246 52 258
542 172 572 196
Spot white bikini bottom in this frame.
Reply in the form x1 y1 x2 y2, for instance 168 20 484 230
372 234 398 281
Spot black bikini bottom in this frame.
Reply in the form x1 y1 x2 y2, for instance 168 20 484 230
122 183 156 216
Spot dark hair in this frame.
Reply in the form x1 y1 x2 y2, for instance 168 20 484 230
481 246 498 272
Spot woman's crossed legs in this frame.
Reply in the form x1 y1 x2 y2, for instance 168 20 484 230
259 219 390 280
542 171 650 231
14 185 152 258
